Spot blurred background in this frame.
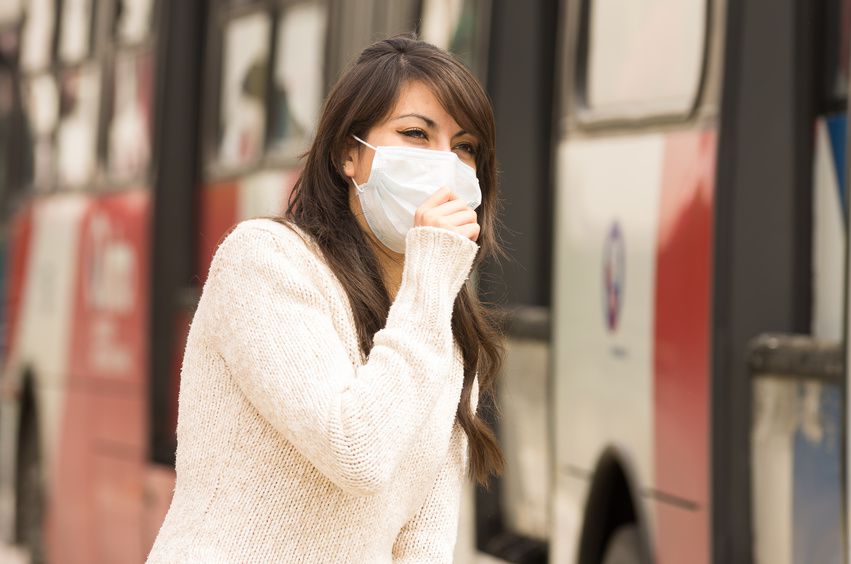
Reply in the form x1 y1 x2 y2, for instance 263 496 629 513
0 0 848 563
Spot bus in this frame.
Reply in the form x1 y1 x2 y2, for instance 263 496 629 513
2 0 848 563
0 0 492 562
466 0 851 563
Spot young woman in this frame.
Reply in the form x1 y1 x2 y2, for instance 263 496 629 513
147 36 504 562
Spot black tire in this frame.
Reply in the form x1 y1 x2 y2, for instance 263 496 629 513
602 524 646 564
16 412 45 564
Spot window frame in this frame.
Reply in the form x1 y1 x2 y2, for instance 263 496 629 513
9 0 163 195
569 0 714 131
818 0 851 114
97 0 160 191
202 0 330 184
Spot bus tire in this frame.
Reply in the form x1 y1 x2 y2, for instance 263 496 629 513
602 524 644 564
16 410 45 564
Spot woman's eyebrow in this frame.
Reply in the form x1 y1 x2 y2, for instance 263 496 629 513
392 113 436 127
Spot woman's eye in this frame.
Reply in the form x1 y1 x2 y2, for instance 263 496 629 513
455 142 477 156
401 129 427 140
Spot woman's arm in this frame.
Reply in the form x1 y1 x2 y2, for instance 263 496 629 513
392 377 478 562
206 220 477 496
392 422 467 563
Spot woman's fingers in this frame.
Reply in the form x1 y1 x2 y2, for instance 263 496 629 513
455 222 481 242
414 187 481 242
441 209 479 227
432 198 473 216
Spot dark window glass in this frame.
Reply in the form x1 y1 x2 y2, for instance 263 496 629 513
0 69 16 196
822 0 851 108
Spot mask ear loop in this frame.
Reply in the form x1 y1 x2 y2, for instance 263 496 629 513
352 134 377 151
350 135 376 193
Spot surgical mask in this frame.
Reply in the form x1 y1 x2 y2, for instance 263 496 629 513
350 135 482 253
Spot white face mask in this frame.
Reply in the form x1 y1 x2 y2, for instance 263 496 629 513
350 135 482 253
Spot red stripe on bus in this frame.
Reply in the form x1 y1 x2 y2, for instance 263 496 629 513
653 129 716 564
4 204 35 376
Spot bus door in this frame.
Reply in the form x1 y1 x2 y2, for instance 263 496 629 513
444 0 557 562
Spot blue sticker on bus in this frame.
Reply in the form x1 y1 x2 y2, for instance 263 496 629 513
825 114 847 223
603 221 625 333
792 382 842 564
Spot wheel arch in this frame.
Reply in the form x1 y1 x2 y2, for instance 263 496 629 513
576 446 654 564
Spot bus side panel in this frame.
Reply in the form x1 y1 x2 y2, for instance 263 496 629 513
52 189 152 564
552 134 666 560
653 129 716 564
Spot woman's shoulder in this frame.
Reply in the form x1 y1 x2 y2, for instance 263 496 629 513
229 217 313 246
210 218 324 278
221 217 317 256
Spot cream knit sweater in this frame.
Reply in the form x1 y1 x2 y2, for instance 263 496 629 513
147 218 479 563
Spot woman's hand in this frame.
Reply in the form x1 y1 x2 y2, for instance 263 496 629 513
414 187 480 242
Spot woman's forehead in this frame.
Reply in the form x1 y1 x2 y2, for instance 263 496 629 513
387 81 468 134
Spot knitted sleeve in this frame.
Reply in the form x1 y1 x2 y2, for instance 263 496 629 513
205 221 478 496
392 422 468 563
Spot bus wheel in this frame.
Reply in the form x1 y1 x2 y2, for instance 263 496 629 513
16 414 45 564
602 524 645 564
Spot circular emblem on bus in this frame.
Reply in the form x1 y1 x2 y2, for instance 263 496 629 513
603 222 626 332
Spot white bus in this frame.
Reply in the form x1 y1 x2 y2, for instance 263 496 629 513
463 0 851 563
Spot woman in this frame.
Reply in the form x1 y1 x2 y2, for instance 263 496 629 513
148 36 504 563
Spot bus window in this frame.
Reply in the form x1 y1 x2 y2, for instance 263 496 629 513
420 0 489 79
55 64 100 188
58 0 95 64
0 0 23 26
580 0 707 122
821 0 851 109
116 0 155 44
217 11 271 170
107 50 153 181
24 73 58 189
20 0 56 72
268 1 327 154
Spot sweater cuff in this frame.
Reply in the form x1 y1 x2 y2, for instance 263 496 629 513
403 227 479 296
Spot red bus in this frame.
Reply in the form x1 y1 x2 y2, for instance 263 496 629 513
0 1 492 562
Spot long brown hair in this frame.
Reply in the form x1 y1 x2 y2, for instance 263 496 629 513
283 35 504 484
